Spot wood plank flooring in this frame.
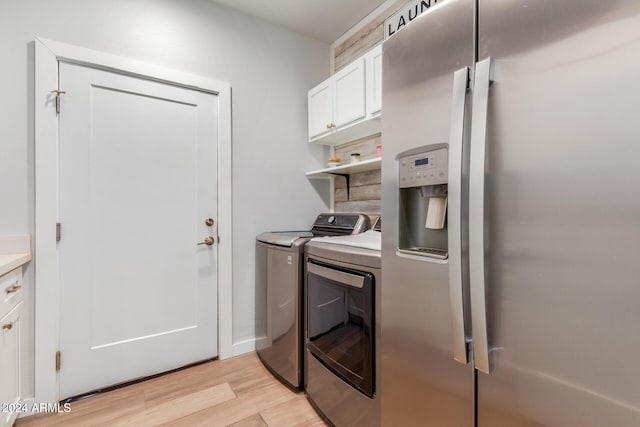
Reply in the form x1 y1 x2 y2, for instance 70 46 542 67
16 352 327 427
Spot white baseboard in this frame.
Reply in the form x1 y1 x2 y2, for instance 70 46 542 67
16 398 34 419
230 337 259 357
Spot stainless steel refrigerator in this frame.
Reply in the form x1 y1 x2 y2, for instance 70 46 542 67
381 0 640 425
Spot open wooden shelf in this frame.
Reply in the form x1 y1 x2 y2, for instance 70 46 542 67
305 157 381 200
305 157 381 179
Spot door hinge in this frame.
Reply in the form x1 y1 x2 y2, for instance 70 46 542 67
51 90 66 114
55 351 61 372
56 223 61 242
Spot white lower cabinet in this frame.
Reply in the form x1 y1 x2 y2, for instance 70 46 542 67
0 267 23 427
0 304 21 427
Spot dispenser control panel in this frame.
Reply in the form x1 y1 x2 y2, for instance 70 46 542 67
399 147 448 188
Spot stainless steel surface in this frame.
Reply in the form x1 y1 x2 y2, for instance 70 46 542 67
447 66 470 365
381 0 475 424
306 239 381 270
255 240 268 343
205 217 214 227
468 57 492 375
476 1 640 425
256 241 303 389
196 236 215 246
307 347 377 427
305 251 381 427
307 261 365 289
255 234 312 390
384 0 640 425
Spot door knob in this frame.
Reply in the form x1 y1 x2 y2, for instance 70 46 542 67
197 236 215 246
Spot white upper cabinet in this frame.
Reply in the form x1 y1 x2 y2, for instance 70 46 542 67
308 44 382 145
333 58 366 128
366 45 383 116
308 79 333 140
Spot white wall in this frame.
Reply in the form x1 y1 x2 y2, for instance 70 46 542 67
0 0 330 397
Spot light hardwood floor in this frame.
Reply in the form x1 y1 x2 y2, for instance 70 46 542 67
16 352 327 427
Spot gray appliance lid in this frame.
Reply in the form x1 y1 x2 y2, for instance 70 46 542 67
256 231 313 247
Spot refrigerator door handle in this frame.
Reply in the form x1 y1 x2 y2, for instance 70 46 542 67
447 66 470 365
469 57 493 374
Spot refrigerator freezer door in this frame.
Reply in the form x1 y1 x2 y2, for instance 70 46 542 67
477 1 640 425
381 0 475 425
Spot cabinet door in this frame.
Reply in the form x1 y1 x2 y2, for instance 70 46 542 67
0 303 21 427
366 45 382 116
308 79 333 140
333 57 366 129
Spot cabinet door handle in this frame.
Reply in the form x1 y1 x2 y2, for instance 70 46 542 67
5 284 22 294
2 323 12 331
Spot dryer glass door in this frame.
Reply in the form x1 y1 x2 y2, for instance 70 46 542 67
306 259 375 397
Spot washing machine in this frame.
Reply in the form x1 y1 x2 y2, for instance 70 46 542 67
255 213 370 389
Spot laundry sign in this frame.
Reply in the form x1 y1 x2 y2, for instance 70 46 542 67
385 0 441 39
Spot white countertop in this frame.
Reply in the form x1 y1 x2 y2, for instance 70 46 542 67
0 253 32 277
0 235 32 276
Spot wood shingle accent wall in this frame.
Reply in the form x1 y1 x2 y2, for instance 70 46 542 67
334 133 382 214
334 0 408 72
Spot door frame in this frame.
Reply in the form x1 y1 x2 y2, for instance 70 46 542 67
34 37 233 405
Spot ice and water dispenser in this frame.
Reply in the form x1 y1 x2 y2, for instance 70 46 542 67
397 144 449 259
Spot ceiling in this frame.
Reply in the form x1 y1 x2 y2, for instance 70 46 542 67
209 0 389 43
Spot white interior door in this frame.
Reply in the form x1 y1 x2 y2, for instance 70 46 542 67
58 62 218 399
